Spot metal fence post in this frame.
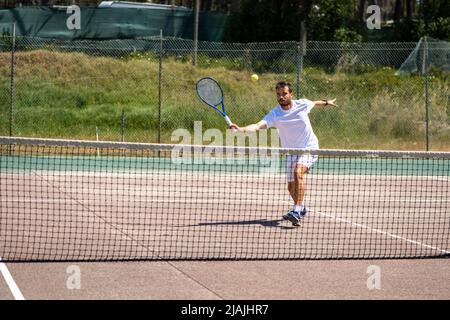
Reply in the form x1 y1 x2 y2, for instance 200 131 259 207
193 0 200 66
158 29 163 144
9 22 15 138
121 108 125 143
296 44 300 97
423 36 429 151
297 21 306 97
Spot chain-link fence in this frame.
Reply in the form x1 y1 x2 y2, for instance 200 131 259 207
1 33 449 150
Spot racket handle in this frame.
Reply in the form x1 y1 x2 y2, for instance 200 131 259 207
224 116 237 132
224 115 232 126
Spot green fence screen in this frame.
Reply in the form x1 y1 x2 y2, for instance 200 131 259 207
0 6 228 41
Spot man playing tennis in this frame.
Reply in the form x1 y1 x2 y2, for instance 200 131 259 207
230 81 336 226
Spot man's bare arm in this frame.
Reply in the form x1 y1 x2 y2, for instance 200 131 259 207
229 120 267 133
313 98 337 107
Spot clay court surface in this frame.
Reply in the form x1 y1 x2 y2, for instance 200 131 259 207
1 172 448 300
1 143 449 300
0 259 449 300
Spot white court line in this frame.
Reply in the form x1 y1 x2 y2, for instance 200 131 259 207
308 198 450 203
311 209 450 255
0 257 25 300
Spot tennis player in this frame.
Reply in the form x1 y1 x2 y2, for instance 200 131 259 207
230 81 336 226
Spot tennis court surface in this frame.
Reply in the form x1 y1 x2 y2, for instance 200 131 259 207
0 136 449 300
1 136 449 261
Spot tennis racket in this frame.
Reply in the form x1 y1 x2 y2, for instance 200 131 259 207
196 77 233 127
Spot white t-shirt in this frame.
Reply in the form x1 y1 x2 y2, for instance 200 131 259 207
262 99 319 149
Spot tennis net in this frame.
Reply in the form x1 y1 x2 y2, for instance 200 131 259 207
1 136 449 261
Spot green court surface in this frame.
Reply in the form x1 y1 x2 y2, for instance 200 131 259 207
1 154 449 177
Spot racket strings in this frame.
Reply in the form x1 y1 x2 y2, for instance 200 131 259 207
197 79 223 106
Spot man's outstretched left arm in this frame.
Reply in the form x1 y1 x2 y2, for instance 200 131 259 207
313 99 337 107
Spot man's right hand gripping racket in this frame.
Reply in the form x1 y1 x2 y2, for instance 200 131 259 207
196 77 235 129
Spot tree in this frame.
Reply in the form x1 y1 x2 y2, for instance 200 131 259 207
394 0 403 21
307 0 358 41
406 0 414 18
225 0 311 42
358 0 366 24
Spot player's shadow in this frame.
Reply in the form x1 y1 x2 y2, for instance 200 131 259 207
186 218 295 229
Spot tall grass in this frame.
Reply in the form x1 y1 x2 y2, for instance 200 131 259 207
0 49 448 150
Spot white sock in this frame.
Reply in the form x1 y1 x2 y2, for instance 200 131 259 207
293 204 303 213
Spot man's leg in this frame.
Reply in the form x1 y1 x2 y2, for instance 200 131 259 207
286 154 298 204
293 164 309 208
282 183 296 221
287 182 295 202
284 165 308 225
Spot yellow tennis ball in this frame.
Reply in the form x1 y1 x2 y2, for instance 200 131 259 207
251 74 259 82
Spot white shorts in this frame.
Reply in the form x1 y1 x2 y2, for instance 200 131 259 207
286 154 318 182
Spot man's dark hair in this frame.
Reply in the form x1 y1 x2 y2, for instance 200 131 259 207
275 81 293 93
